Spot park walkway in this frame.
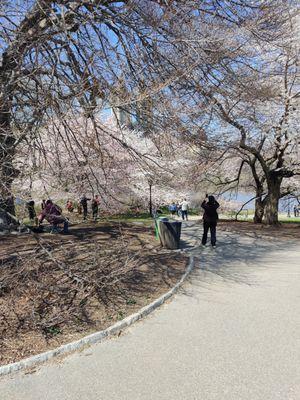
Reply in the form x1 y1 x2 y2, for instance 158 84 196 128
1 223 300 400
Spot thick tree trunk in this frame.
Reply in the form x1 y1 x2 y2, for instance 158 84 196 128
0 115 19 230
0 56 19 215
253 197 265 223
0 110 21 230
0 110 18 215
0 47 19 214
264 177 282 225
249 158 266 224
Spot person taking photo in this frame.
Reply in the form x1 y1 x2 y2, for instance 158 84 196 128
201 195 220 248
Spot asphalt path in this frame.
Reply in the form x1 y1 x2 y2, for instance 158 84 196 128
1 224 299 400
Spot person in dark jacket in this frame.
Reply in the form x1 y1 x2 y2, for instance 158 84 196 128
91 195 100 220
201 195 220 248
80 195 91 220
27 200 36 222
41 199 46 210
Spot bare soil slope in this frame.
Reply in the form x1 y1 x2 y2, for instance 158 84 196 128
0 222 187 365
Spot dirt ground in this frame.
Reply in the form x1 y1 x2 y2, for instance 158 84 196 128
0 222 188 365
218 219 300 240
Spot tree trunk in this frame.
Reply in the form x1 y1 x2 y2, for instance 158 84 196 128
1 41 22 214
264 177 282 225
253 197 265 223
0 66 18 214
149 182 152 216
0 95 18 218
0 112 17 215
248 157 266 224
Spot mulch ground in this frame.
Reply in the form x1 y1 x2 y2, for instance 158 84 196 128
0 221 188 365
218 219 300 240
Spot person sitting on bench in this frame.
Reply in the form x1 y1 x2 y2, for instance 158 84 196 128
38 200 69 233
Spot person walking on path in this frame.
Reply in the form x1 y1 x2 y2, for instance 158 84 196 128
176 202 182 218
181 198 189 220
169 202 177 217
201 195 220 248
80 195 90 220
92 195 100 220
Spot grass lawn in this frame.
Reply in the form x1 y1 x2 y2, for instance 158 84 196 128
220 212 300 224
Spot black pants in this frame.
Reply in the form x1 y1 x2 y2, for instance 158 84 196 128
83 206 88 219
92 207 98 218
202 221 217 246
29 210 36 220
181 210 188 220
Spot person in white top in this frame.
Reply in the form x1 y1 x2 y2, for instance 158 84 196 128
181 198 189 220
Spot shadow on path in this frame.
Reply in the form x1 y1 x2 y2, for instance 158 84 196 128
179 223 298 297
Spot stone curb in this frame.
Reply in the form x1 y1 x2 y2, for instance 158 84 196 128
0 256 194 377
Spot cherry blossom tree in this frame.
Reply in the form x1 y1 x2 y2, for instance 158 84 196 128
164 1 300 224
0 0 189 214
1 0 298 227
15 113 195 214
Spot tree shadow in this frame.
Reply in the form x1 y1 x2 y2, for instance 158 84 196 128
178 228 298 298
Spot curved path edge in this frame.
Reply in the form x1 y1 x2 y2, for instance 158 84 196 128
0 255 195 377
